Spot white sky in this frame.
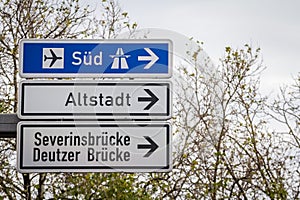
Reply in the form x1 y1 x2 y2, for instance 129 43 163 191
120 0 300 94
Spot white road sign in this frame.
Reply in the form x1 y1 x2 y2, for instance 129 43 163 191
17 122 171 173
18 80 171 119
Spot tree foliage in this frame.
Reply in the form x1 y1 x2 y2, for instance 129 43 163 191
52 173 150 199
0 0 141 199
268 73 300 198
93 0 137 39
0 0 93 113
139 43 298 199
0 0 299 199
0 0 94 198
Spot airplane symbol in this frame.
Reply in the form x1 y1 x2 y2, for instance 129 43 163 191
44 49 63 68
42 48 64 69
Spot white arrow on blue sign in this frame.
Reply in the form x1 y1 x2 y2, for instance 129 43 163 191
19 39 172 78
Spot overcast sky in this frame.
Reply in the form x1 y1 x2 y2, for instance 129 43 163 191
120 0 300 94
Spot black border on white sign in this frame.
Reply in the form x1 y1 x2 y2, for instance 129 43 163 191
17 122 171 173
18 80 171 120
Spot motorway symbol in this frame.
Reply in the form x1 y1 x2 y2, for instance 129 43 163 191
18 80 171 120
17 122 171 173
20 39 172 78
110 48 130 69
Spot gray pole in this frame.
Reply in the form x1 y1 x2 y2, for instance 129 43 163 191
0 114 19 138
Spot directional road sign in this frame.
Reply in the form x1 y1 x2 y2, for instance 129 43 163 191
19 39 172 78
17 122 171 173
18 80 171 119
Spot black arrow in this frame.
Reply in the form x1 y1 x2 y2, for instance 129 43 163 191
137 136 159 157
138 89 159 110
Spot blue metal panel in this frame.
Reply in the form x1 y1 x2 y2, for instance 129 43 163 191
20 39 172 78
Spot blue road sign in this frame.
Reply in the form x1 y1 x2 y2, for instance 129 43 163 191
19 39 172 78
